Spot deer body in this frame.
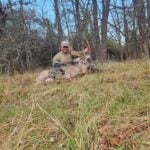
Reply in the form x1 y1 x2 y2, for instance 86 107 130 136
36 69 51 84
36 38 98 83
36 54 97 83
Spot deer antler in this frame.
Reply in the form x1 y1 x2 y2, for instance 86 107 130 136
82 34 91 51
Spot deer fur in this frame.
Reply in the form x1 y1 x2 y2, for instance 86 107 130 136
36 40 98 83
36 54 97 84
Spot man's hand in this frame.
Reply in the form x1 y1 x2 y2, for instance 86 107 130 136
83 47 90 55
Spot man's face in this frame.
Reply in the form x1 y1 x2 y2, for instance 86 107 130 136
61 46 69 53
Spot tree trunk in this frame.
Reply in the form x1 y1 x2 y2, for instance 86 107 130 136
60 0 72 40
111 0 123 61
122 0 129 59
146 0 150 57
92 0 101 60
75 0 82 50
133 6 139 58
147 0 150 28
133 0 146 57
101 0 110 61
54 0 63 43
0 1 7 34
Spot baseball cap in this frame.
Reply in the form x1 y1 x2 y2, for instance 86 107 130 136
61 41 70 48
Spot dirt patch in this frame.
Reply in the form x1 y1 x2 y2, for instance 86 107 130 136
98 119 150 149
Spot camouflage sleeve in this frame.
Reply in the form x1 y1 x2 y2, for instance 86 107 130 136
71 50 84 57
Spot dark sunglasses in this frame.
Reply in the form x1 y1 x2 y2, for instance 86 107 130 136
63 46 69 48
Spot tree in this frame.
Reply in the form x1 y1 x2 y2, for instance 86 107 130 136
110 0 123 61
146 0 150 57
121 0 130 58
101 0 110 61
54 0 63 43
75 0 82 49
0 1 7 34
92 0 101 59
133 0 146 56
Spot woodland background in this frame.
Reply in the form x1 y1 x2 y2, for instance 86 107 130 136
0 0 150 73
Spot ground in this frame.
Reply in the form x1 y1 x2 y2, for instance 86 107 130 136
0 60 150 150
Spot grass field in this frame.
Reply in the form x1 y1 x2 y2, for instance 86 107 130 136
0 60 150 150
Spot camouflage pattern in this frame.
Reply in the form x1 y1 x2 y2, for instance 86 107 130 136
53 51 72 65
52 49 85 79
36 53 98 84
53 50 84 65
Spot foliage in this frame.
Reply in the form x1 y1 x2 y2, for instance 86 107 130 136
0 5 58 73
107 40 123 60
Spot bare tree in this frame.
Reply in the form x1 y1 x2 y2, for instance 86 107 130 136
74 0 82 49
146 0 150 57
101 0 110 61
60 0 72 40
110 0 123 61
121 0 130 58
147 0 150 28
0 1 7 34
1 0 150 74
132 2 139 58
133 0 147 56
92 0 101 59
54 0 63 43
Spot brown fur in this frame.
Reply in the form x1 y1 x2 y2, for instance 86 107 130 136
36 55 97 84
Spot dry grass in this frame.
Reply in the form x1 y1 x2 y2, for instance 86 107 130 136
0 60 150 150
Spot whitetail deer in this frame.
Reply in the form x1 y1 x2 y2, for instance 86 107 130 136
36 40 98 83
36 54 97 83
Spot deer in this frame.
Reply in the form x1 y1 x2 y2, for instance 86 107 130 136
36 40 98 84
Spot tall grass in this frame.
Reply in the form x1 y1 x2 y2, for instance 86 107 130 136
0 60 149 149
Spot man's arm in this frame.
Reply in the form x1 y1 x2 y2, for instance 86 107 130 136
71 50 84 57
71 47 90 57
53 52 61 65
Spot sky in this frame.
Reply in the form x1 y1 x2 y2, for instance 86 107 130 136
1 0 131 42
32 0 55 22
1 0 55 22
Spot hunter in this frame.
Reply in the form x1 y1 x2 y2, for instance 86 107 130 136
50 40 90 78
53 40 89 66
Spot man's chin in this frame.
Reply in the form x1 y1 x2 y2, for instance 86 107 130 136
63 51 69 54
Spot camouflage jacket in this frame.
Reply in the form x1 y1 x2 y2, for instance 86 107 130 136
53 50 84 65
